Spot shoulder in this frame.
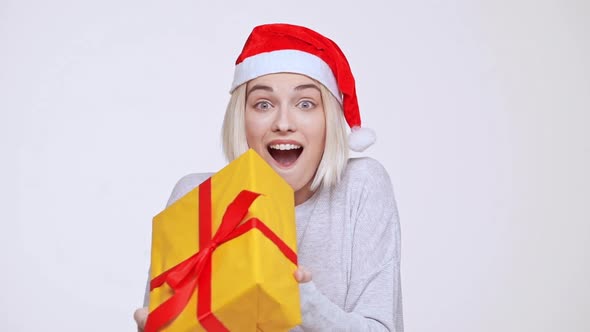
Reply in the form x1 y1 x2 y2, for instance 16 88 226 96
336 157 398 215
342 157 393 188
166 172 214 207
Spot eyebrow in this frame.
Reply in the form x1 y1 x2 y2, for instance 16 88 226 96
246 83 321 97
247 84 273 96
294 84 321 92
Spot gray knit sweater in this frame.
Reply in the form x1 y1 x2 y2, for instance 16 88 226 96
144 157 403 331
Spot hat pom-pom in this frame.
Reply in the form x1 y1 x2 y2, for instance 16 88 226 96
348 126 376 152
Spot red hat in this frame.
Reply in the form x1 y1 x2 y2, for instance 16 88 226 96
230 23 376 152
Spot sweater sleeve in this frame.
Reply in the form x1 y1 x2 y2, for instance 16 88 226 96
294 159 403 332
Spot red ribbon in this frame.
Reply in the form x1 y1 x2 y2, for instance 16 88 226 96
145 178 297 332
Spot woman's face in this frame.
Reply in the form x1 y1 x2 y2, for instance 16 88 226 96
245 73 326 204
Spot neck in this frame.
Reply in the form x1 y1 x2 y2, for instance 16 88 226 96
294 183 315 206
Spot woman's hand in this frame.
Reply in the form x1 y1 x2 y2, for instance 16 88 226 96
294 267 312 283
134 307 148 331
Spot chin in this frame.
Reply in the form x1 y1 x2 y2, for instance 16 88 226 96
273 170 298 190
287 180 306 192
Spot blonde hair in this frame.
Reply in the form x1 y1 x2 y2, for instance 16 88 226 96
221 81 349 191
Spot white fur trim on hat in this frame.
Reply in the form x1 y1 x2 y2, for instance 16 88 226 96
349 126 376 152
231 49 342 104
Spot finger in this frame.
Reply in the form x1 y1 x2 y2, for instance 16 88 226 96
134 307 149 329
293 267 312 283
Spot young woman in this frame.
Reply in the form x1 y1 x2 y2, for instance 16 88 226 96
135 23 403 331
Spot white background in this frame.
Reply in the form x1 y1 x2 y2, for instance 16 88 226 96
1 0 589 331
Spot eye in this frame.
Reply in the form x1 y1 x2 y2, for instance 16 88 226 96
254 101 272 111
297 100 316 110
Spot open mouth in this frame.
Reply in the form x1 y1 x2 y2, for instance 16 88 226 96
267 143 303 167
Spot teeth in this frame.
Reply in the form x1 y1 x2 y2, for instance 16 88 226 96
269 143 302 150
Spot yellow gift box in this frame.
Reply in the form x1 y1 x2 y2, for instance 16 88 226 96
145 149 301 332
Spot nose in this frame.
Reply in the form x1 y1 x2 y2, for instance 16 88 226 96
271 105 296 132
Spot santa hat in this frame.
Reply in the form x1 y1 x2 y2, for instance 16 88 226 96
230 23 376 152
